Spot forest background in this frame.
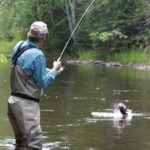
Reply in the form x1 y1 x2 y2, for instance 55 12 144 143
0 0 150 64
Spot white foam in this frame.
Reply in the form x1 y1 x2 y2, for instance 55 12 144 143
0 138 61 150
91 108 145 122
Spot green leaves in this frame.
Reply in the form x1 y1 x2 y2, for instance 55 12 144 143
0 0 149 54
0 54 7 63
90 30 127 42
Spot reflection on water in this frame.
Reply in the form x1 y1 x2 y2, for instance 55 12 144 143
1 63 150 150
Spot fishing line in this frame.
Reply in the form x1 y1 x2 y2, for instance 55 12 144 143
57 0 97 61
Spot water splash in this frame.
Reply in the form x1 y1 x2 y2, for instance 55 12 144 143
0 138 61 150
0 138 15 150
91 110 144 120
88 108 147 129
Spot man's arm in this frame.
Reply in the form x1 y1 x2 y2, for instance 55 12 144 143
33 55 58 88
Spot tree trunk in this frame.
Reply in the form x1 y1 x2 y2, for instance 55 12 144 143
65 0 76 43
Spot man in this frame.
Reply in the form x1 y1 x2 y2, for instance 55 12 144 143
7 21 62 150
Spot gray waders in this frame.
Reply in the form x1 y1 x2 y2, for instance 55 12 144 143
7 96 42 150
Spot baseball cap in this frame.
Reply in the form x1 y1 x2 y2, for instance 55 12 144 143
29 21 48 35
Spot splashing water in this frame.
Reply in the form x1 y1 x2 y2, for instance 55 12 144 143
89 106 146 129
0 138 61 150
91 109 144 120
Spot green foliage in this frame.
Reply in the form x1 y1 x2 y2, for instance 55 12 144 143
83 0 149 51
90 30 127 42
77 48 150 65
0 0 69 50
102 49 150 64
78 50 98 60
0 0 149 61
0 54 7 63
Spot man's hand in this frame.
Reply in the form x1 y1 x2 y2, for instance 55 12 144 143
53 60 62 71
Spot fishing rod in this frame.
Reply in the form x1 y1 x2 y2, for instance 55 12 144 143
57 0 97 61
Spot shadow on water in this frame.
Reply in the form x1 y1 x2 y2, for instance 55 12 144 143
1 63 150 149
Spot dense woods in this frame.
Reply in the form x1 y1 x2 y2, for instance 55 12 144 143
0 0 149 57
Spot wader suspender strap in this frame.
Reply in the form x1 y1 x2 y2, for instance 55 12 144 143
11 41 39 103
11 91 39 103
12 41 36 65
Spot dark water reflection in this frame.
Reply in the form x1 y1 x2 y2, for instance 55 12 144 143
1 63 150 150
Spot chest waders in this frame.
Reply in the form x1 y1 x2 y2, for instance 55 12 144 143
8 41 43 150
11 42 40 102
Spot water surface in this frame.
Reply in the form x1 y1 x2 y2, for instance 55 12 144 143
0 63 150 150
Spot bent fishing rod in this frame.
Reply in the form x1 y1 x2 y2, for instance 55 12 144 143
57 0 97 61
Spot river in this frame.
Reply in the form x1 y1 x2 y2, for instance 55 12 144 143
0 62 150 150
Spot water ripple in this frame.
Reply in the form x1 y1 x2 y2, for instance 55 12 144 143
0 138 61 150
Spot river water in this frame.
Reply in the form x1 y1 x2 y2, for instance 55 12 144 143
0 63 150 150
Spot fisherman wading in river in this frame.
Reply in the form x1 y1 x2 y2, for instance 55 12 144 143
7 21 62 150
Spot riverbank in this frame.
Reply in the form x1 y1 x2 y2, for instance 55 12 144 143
6 55 150 71
66 59 150 71
65 49 150 70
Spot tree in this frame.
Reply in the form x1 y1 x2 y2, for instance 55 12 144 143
0 0 149 55
84 0 145 50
